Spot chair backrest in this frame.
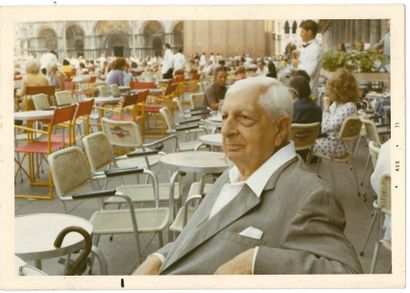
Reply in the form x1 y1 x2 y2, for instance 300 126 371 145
190 93 206 109
32 93 51 110
130 81 156 90
368 140 380 168
164 83 177 96
97 85 111 97
101 117 143 148
75 99 94 119
159 106 175 131
338 117 362 141
361 118 382 146
173 74 184 83
191 71 200 80
136 90 149 103
48 146 91 198
55 90 75 106
89 76 97 83
379 174 391 214
82 132 115 172
26 86 55 96
51 104 77 125
122 94 138 108
290 122 321 151
110 84 120 97
64 81 75 91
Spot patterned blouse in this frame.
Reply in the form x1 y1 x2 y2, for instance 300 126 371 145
313 102 357 158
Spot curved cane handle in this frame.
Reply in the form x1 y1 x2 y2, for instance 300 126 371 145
54 226 92 275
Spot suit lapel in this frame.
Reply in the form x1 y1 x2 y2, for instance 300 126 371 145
161 184 260 272
161 156 299 273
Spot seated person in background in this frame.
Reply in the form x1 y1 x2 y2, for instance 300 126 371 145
205 67 227 111
62 59 75 80
107 58 126 86
123 63 132 86
354 41 365 52
291 69 311 82
133 76 362 275
266 61 277 79
46 62 65 91
336 43 347 53
19 59 49 98
288 75 322 161
289 75 322 124
312 68 359 158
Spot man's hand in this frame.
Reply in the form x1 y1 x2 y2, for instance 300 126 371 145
214 248 254 275
132 255 162 275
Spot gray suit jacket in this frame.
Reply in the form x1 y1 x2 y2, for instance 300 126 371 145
157 156 363 274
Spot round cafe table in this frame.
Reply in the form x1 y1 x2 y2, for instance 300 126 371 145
160 151 228 174
198 133 223 147
14 110 54 121
15 213 93 270
203 114 222 132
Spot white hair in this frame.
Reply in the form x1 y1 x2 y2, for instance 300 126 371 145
258 79 293 121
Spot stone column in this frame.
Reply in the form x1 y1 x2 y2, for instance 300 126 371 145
369 19 380 45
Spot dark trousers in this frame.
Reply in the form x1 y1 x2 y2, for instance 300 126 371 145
163 68 173 79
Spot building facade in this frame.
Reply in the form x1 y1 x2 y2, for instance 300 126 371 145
15 19 389 60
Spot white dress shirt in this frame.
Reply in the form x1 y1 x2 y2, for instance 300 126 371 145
173 52 186 72
153 142 297 273
297 39 323 98
161 49 174 74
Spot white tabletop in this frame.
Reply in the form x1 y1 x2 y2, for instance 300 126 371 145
160 151 228 173
14 110 54 121
199 133 223 147
93 96 121 105
119 86 130 90
15 213 93 261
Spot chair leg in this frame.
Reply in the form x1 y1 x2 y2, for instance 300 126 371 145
329 160 336 191
360 154 371 187
370 240 381 273
90 245 108 275
158 231 164 247
88 234 101 274
350 159 362 200
360 209 380 256
315 157 321 175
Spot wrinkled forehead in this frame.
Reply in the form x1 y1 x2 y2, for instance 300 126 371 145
225 77 275 102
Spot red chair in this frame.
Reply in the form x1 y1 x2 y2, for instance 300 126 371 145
15 104 77 199
130 81 156 90
72 99 95 142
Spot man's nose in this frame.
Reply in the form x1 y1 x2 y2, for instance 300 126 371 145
221 116 236 137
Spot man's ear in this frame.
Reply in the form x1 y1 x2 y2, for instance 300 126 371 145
274 116 291 147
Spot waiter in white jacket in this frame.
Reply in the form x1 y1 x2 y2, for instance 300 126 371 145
292 20 323 101
162 43 174 79
173 49 186 74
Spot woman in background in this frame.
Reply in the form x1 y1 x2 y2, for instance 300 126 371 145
312 68 359 158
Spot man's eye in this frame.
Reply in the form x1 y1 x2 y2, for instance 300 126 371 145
221 114 228 120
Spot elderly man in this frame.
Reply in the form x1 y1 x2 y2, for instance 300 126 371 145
205 67 227 111
134 77 362 275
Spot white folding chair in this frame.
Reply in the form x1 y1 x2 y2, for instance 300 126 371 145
82 130 182 208
159 106 207 151
48 146 170 269
312 117 362 198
